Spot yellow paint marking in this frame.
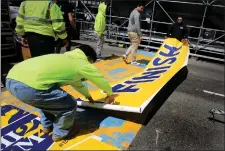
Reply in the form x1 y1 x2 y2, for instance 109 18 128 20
1 109 18 127
64 137 120 150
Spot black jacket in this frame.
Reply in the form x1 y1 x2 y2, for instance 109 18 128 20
57 1 73 28
167 22 189 41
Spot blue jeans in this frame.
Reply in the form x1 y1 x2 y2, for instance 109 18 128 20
6 78 77 138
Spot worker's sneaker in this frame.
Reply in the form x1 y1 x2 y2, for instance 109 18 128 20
122 55 128 64
52 124 79 142
42 127 53 134
131 61 141 66
96 57 104 62
52 136 64 142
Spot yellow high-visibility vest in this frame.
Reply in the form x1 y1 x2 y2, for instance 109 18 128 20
16 0 67 40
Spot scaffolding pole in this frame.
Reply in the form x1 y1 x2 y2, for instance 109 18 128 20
196 0 208 53
119 20 128 27
80 0 96 19
75 0 225 62
74 0 78 23
209 0 217 5
201 0 206 5
201 34 225 49
77 11 225 33
108 0 112 39
109 0 112 25
145 0 154 7
148 0 156 45
157 0 224 7
156 0 175 23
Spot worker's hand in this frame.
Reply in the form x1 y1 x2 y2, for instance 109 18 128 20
21 39 28 47
104 95 115 104
181 39 188 44
87 96 95 104
139 37 143 42
164 36 168 39
63 39 68 47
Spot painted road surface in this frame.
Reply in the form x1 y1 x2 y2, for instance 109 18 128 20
1 38 189 150
1 101 141 150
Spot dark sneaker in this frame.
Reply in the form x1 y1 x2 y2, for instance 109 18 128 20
42 127 53 134
52 124 79 142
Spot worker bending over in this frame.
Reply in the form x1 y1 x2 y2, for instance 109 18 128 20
15 0 68 57
6 45 115 142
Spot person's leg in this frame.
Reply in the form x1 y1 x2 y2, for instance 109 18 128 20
96 34 101 59
26 33 41 57
96 34 103 59
41 35 55 55
55 39 63 54
100 35 104 57
124 32 133 56
122 44 132 64
130 34 140 63
31 87 77 141
122 32 139 64
6 78 38 105
5 78 56 132
52 96 77 141
40 110 55 133
5 78 78 141
66 27 72 52
66 37 71 52
26 33 55 57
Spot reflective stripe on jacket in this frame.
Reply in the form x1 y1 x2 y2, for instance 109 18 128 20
16 0 67 40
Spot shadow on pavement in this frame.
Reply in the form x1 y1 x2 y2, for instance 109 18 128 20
207 117 225 124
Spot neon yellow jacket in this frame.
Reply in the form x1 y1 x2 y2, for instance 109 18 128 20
7 49 113 98
15 0 67 40
94 2 107 36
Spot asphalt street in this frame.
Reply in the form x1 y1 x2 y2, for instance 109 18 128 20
128 59 224 150
71 41 224 150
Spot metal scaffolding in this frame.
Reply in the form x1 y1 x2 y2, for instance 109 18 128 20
74 0 225 62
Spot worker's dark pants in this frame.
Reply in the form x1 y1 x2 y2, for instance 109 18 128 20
55 27 72 53
26 32 55 57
